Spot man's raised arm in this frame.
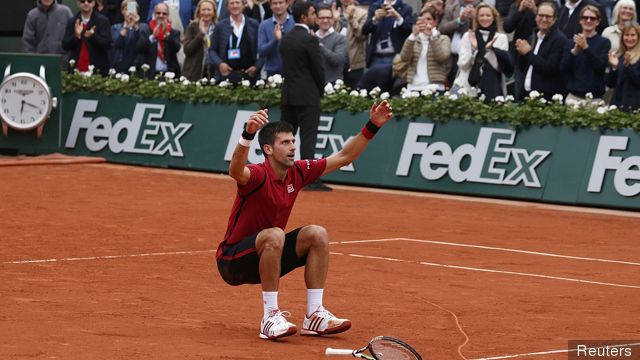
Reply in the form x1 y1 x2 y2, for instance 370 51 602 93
323 100 393 176
228 109 270 185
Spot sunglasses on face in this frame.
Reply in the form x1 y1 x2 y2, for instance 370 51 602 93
79 0 94 3
580 15 598 21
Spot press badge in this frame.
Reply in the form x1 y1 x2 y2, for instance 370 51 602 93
228 48 241 59
380 38 391 50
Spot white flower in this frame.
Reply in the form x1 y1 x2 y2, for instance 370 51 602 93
596 106 607 114
121 74 130 82
566 98 581 107
457 87 468 96
380 92 390 100
159 81 166 87
539 98 547 104
506 95 515 102
182 79 191 86
128 66 136 73
448 94 459 101
334 81 342 90
267 75 273 83
272 74 283 84
196 81 202 87
359 89 368 97
255 79 265 87
324 82 334 94
585 92 593 100
552 94 564 103
335 79 344 86
421 89 434 97
88 65 95 74
241 80 251 87
478 94 486 102
208 78 216 85
179 76 187 82
219 80 230 88
350 90 359 96
200 78 209 85
529 90 541 99
141 64 150 71
80 71 92 77
340 89 347 94
69 59 76 67
370 86 381 96
108 68 116 76
494 96 505 103
608 105 617 111
115 73 122 79
164 72 175 80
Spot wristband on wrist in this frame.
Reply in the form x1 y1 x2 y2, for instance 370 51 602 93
241 129 256 140
361 120 380 140
238 137 252 147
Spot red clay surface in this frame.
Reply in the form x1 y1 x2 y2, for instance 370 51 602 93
1 162 639 360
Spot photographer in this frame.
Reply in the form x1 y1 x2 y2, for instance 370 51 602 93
362 0 414 67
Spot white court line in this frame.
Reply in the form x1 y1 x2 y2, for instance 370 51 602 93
471 342 640 360
332 238 640 267
331 252 640 289
2 250 215 264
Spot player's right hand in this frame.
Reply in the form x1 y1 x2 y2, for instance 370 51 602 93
246 109 269 134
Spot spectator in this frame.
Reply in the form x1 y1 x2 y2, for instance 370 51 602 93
606 24 640 111
503 0 538 100
257 0 295 77
22 0 73 69
515 1 567 100
422 0 445 23
560 5 610 102
316 6 349 83
399 6 451 92
453 3 512 99
557 0 608 38
138 2 182 77
438 0 481 84
63 0 112 75
362 0 414 67
147 0 195 33
183 0 218 80
96 0 124 24
209 0 262 83
110 0 148 73
245 0 273 22
334 0 368 88
280 2 330 191
602 0 637 53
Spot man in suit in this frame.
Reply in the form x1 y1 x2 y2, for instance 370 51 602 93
280 1 331 191
362 0 414 68
209 0 263 83
556 0 608 37
515 1 568 100
137 2 182 77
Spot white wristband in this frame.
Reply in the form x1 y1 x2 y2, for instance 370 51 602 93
238 137 252 147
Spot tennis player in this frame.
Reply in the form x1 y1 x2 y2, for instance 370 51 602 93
216 100 393 340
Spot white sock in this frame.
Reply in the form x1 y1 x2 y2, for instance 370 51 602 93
262 291 278 317
307 288 324 317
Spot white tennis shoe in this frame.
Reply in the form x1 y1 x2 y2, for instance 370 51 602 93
301 306 352 336
259 309 297 340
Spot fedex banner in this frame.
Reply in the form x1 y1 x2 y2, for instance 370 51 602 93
52 93 640 210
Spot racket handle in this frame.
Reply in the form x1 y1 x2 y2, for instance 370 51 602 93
325 348 356 356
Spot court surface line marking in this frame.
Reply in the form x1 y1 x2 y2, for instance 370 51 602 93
470 342 640 359
2 250 216 264
330 252 640 289
332 238 640 266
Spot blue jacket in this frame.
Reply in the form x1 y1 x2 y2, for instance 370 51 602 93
147 0 195 30
362 0 414 67
559 34 610 97
208 16 263 71
607 57 640 112
258 15 295 75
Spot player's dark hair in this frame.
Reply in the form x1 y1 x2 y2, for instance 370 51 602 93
258 122 295 154
292 1 314 23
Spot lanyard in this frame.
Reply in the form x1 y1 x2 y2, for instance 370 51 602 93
229 23 244 49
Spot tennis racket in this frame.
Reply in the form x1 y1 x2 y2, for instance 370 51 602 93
325 336 423 360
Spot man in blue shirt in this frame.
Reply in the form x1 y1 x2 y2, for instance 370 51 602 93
258 0 295 77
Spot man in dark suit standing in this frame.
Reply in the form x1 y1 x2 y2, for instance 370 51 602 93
137 2 182 78
280 1 331 191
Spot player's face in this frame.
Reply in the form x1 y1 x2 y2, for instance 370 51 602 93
269 132 296 168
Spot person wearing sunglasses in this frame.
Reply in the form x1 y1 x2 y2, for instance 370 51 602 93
138 2 183 78
62 0 112 76
560 5 611 102
556 0 608 38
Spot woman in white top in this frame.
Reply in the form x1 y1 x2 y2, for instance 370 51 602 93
602 0 637 53
453 3 512 99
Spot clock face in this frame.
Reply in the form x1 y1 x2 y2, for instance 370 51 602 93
0 73 52 130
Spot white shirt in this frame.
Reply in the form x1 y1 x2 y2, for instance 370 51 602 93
565 0 583 18
316 26 335 39
524 31 546 91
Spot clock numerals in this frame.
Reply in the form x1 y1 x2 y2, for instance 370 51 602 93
3 108 8 114
3 89 10 94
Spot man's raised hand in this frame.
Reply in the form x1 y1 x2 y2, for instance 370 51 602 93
369 100 393 127
246 109 269 134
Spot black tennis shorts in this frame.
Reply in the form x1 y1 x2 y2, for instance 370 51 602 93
216 227 307 286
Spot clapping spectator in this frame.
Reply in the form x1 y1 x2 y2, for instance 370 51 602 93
110 0 148 73
602 0 637 53
257 0 295 77
362 0 414 67
438 0 481 84
22 0 73 69
453 3 512 99
504 0 538 99
138 2 182 77
63 0 112 75
183 0 218 80
244 0 272 22
606 24 640 111
515 1 567 100
560 5 610 102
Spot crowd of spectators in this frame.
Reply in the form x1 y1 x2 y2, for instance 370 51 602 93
22 0 640 111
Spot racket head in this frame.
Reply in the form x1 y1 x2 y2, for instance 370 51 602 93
367 336 423 360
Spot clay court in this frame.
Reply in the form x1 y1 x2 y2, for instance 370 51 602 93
1 158 639 359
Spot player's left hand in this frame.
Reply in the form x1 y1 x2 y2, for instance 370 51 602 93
246 109 269 134
369 100 393 127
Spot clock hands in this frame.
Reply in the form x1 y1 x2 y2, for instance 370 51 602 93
23 100 41 111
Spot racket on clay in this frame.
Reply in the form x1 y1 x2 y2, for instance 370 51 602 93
325 336 423 360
